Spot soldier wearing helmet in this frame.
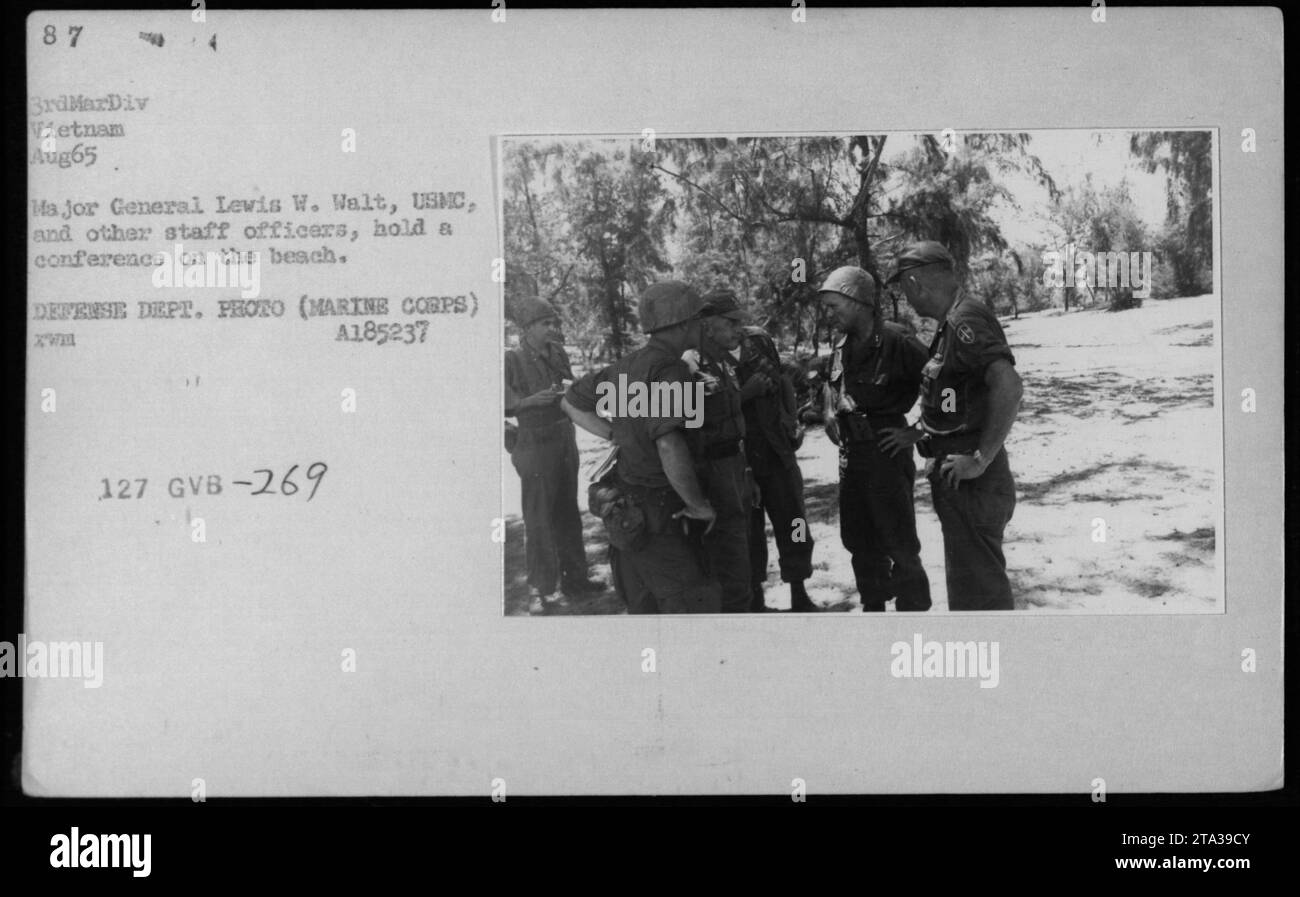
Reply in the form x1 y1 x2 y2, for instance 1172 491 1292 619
817 265 933 612
505 297 601 614
561 281 723 614
883 241 1023 611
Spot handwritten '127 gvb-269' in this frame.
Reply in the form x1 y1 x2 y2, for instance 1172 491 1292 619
99 463 328 502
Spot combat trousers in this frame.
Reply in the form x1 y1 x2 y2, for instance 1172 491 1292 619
748 453 814 587
609 485 722 615
927 448 1017 610
511 421 588 595
839 444 932 612
695 452 753 613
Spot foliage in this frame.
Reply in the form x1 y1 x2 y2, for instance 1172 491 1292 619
502 131 1213 360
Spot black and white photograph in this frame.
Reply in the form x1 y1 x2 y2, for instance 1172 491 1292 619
12 5 1282 820
501 129 1221 615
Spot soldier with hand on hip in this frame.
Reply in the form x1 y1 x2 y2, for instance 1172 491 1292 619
883 242 1023 611
818 266 932 613
561 282 724 615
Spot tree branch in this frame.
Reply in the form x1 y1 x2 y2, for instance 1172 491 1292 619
547 264 576 302
649 163 749 224
847 135 886 223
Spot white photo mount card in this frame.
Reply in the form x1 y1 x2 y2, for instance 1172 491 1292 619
23 8 1282 797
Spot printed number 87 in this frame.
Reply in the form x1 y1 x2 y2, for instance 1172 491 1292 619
43 25 83 46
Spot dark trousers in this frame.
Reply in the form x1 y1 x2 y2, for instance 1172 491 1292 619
611 537 722 614
697 453 752 613
839 445 931 612
609 484 722 614
511 422 587 594
748 458 814 587
927 448 1016 610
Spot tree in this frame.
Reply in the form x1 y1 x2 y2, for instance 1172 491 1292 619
1049 176 1149 310
1129 131 1213 297
503 140 674 358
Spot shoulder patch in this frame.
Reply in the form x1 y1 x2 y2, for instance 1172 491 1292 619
956 323 976 345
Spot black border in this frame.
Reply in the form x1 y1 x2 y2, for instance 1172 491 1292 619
4 4 1293 869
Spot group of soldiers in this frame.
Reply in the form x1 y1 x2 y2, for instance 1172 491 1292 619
504 241 1024 614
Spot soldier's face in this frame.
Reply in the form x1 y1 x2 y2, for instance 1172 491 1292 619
706 315 742 351
526 316 563 345
901 274 938 318
823 294 870 332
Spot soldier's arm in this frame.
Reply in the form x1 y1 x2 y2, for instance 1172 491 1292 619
821 382 841 446
902 335 930 383
655 430 712 516
516 385 564 411
779 370 797 419
503 353 521 417
561 396 612 441
977 359 1022 463
504 383 522 418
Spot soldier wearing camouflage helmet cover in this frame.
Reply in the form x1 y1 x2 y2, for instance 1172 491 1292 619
883 241 1023 611
504 298 600 614
818 265 933 613
561 281 723 614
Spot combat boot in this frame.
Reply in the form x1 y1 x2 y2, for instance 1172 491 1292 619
561 574 605 598
789 580 818 612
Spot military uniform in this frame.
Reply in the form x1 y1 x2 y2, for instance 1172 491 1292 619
565 330 722 615
504 331 588 598
826 321 933 611
687 340 752 613
916 291 1017 610
736 326 815 602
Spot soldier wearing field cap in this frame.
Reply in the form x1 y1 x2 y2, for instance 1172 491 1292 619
722 292 818 613
817 266 932 612
505 298 601 614
561 282 723 614
882 241 1023 611
692 290 755 613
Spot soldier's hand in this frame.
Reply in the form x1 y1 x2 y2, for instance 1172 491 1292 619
521 386 564 409
825 416 841 446
878 426 923 458
790 422 805 452
673 501 716 536
740 373 773 401
939 453 988 488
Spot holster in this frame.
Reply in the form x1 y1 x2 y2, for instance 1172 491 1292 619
588 475 650 552
838 412 876 444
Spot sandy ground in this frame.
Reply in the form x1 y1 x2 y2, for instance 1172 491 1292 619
503 294 1220 615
